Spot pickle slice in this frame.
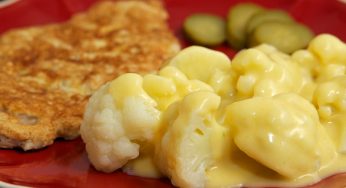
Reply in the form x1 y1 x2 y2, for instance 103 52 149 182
226 3 263 50
183 13 226 46
246 10 294 34
248 21 315 54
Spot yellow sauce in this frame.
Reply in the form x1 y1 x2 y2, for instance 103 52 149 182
84 34 346 188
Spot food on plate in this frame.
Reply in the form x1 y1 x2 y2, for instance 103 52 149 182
155 91 226 187
81 46 223 175
183 2 314 54
81 33 346 187
248 21 315 54
0 0 180 150
232 4 314 53
226 3 263 50
225 93 336 179
183 13 226 46
314 76 346 153
244 9 294 34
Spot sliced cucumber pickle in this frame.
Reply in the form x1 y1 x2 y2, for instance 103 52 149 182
248 21 315 54
226 3 263 50
246 10 294 34
183 14 226 46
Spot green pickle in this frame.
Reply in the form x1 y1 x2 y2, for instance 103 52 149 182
183 14 226 46
246 10 294 34
182 2 315 54
226 3 263 50
248 21 315 54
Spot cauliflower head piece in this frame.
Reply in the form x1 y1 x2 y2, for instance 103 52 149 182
225 93 336 178
308 34 346 66
313 76 346 153
155 91 229 188
231 44 305 99
293 34 346 83
80 38 346 187
168 46 234 98
80 46 225 177
80 74 161 173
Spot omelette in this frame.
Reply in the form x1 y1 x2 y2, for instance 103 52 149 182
0 0 180 150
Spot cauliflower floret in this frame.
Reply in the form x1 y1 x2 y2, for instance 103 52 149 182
81 83 140 173
168 46 234 98
144 65 213 110
291 34 346 100
293 34 346 83
80 47 218 176
292 49 320 79
225 93 336 178
81 40 346 187
155 91 229 188
231 44 305 99
313 76 346 153
314 76 346 120
107 74 161 141
309 34 346 82
308 34 346 66
81 74 161 174
315 60 345 82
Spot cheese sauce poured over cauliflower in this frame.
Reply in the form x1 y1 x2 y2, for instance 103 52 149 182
81 34 346 188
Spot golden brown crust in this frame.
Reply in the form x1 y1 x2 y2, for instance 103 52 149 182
0 0 180 150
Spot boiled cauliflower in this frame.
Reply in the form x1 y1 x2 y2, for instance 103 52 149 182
155 91 228 188
167 46 234 98
81 39 346 188
231 44 305 99
80 46 226 177
308 34 346 66
80 74 161 174
292 34 346 83
225 93 336 178
313 76 346 153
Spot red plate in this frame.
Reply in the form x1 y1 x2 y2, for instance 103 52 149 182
1 0 346 187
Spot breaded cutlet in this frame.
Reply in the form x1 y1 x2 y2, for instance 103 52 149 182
0 0 180 150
